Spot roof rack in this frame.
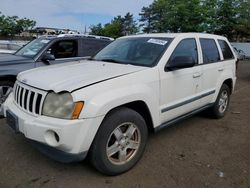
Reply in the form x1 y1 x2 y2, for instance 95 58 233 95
57 34 114 41
38 35 57 38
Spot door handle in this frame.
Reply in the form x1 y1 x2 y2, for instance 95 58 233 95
218 68 224 72
193 73 202 78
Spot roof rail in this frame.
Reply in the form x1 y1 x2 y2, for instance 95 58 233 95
57 34 114 41
37 35 57 38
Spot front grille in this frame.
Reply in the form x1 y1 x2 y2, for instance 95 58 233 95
14 81 47 115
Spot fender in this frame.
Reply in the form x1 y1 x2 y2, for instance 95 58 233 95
0 62 35 79
72 68 161 128
213 63 236 102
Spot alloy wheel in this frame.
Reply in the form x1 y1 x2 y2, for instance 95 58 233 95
106 122 141 165
218 90 228 114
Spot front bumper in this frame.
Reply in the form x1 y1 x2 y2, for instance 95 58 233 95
29 140 87 163
3 93 104 162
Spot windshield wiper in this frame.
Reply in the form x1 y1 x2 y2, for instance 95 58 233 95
92 58 136 65
99 58 124 64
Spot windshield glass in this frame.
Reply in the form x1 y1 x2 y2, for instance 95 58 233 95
15 38 51 58
94 37 172 67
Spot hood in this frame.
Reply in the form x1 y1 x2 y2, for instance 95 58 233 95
17 60 148 92
0 54 33 65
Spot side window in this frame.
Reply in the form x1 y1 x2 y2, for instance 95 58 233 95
218 40 234 60
47 40 78 59
200 38 220 64
81 39 110 56
169 38 198 65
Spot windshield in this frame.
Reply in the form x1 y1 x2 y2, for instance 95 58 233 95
15 38 51 58
94 37 172 67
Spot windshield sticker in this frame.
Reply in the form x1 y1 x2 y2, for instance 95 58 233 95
40 40 50 44
147 39 168 46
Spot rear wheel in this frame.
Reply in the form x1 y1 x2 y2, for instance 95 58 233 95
211 84 230 119
0 81 14 118
90 107 148 176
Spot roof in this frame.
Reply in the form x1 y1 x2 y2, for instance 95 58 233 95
121 33 228 40
38 34 114 41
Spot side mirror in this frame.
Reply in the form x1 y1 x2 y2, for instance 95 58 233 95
42 53 55 63
165 56 195 71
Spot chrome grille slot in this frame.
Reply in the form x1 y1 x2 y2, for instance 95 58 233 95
19 87 24 107
29 92 35 112
16 85 21 104
23 89 28 110
14 81 47 116
36 94 42 114
15 84 18 102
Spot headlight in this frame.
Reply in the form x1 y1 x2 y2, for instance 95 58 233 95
42 92 84 119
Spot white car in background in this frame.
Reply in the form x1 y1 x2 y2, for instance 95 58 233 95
233 47 246 60
0 42 23 54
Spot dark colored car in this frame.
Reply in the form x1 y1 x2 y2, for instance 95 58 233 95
0 34 114 117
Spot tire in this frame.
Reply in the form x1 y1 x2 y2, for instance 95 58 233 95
89 107 148 176
211 84 230 119
0 80 14 118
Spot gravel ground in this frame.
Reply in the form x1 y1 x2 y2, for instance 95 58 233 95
0 61 249 188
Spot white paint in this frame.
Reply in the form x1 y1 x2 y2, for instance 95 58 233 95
4 33 236 159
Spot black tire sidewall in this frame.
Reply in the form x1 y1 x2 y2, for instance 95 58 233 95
90 107 148 176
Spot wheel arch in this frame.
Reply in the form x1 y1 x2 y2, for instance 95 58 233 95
222 78 233 94
101 100 155 133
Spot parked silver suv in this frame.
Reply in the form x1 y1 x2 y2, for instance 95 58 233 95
0 34 114 117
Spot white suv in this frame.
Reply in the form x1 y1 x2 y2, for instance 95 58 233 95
3 33 236 175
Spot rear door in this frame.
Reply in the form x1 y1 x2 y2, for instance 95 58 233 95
198 38 223 105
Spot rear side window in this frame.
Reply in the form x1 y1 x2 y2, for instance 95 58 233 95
218 40 234 60
169 38 198 65
200 38 220 64
81 39 111 56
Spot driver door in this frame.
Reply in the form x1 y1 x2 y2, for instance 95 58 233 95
35 39 82 67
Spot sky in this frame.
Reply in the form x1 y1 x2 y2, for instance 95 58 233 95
0 0 153 32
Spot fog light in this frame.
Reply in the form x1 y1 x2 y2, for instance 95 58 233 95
44 130 60 147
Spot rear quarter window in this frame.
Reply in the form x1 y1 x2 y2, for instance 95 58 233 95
200 38 220 64
218 40 234 60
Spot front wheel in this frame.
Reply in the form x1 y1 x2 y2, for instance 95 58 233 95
0 81 14 118
211 84 230 119
89 107 148 176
